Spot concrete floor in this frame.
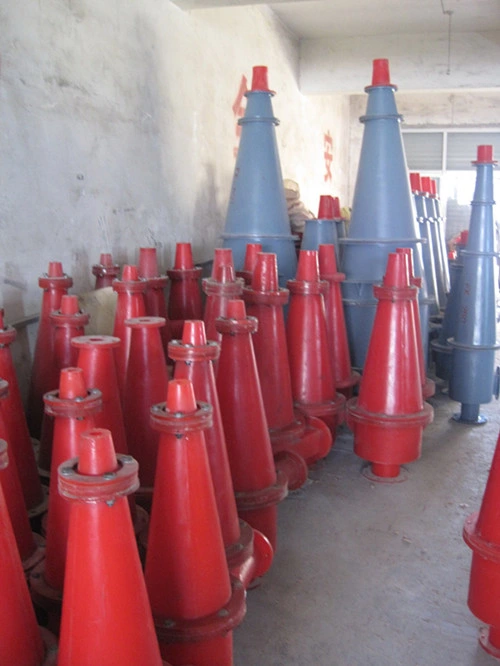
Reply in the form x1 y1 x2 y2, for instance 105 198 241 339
234 382 500 666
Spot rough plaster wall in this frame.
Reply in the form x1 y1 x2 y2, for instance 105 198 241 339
0 0 349 327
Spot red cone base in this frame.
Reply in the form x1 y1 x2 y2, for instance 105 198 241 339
146 379 246 665
347 253 433 480
169 320 273 588
216 300 288 549
57 429 164 666
167 243 203 339
463 431 500 656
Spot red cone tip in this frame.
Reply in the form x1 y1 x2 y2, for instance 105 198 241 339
59 367 88 400
318 244 338 275
138 247 159 278
77 428 118 476
215 263 235 284
420 176 432 194
396 247 415 278
430 180 438 197
173 242 194 270
0 308 5 329
182 320 207 346
121 264 139 281
318 195 334 220
476 144 494 163
459 230 469 245
251 65 272 92
332 196 342 218
409 173 421 192
166 378 197 414
99 253 114 266
383 252 410 289
211 248 234 278
59 294 80 315
371 58 394 87
243 243 263 272
252 253 279 292
296 250 320 282
226 299 247 321
47 261 64 277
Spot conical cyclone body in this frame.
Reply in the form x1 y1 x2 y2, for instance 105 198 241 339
341 64 429 370
222 69 297 286
449 147 500 422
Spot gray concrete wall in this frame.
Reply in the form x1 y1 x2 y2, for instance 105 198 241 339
0 0 350 325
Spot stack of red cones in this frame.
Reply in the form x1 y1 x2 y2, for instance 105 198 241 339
124 317 169 506
57 429 166 665
112 265 147 399
318 244 360 399
28 261 73 439
31 368 101 630
146 379 246 665
243 252 331 472
287 250 346 434
167 242 203 339
396 248 435 400
203 248 244 345
0 379 45 575
38 295 90 475
236 243 263 286
347 252 433 481
169 320 273 589
92 252 120 290
216 299 288 549
464 430 500 658
138 247 172 359
0 439 57 665
0 309 45 516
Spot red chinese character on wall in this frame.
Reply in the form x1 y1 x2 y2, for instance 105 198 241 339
324 131 333 182
232 75 248 158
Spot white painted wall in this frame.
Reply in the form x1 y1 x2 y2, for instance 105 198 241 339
0 1 350 327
